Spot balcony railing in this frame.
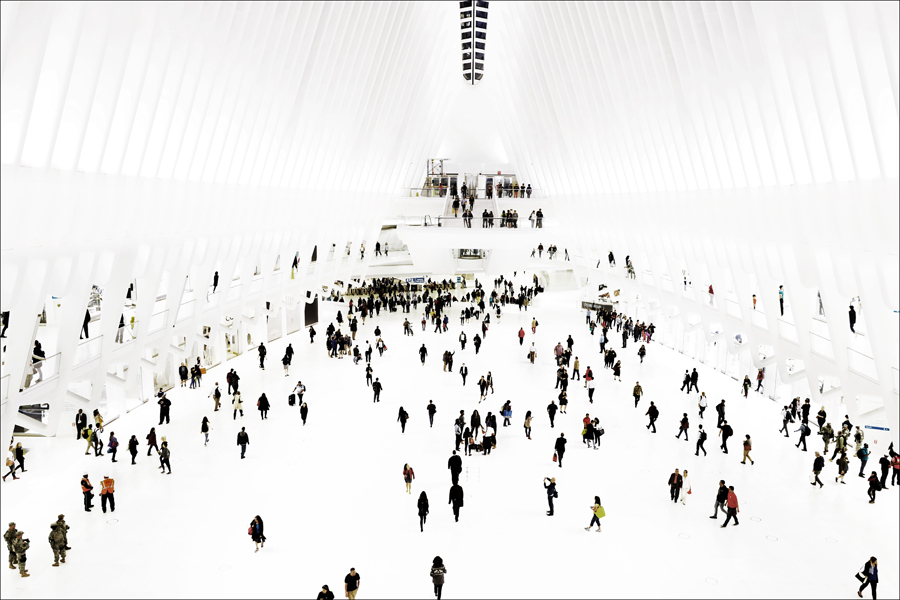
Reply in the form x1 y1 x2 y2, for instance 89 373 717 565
73 335 103 367
148 309 169 334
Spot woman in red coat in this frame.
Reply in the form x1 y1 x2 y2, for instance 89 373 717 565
403 464 415 494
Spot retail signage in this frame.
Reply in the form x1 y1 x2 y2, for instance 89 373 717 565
406 277 425 284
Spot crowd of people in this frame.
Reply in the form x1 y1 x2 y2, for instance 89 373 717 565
2 263 892 598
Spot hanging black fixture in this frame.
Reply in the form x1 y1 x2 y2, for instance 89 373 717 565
460 1 488 84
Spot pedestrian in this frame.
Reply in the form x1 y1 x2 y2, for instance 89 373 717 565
585 496 604 532
698 393 708 419
879 454 891 489
779 406 792 437
459 363 468 386
233 390 244 419
258 342 266 369
13 442 26 472
100 474 115 513
721 486 739 527
157 394 171 425
201 417 211 446
710 480 728 520
80 473 94 511
812 452 825 488
373 378 383 402
300 402 309 426
676 413 690 441
448 451 462 485
633 381 643 407
518 327 525 345
524 410 533 440
646 402 659 433
5 522 20 570
237 427 249 459
12 532 28 578
554 433 567 468
159 441 171 473
696 425 707 456
741 435 754 465
403 463 415 494
427 401 437 427
867 472 879 503
398 407 410 433
716 400 726 426
344 568 361 600
49 522 66 567
430 556 447 599
146 426 159 455
209 382 222 411
544 477 557 516
795 419 810 451
419 343 428 365
75 409 87 439
719 420 733 454
257 393 270 420
449 483 464 522
417 491 429 532
849 304 856 333
668 469 683 503
680 370 690 393
858 443 871 477
837 452 849 484
250 515 266 552
857 557 878 599
316 585 334 600
128 435 138 464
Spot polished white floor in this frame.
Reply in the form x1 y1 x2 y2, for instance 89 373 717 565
2 276 897 599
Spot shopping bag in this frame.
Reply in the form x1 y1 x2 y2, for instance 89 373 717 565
595 506 606 519
552 452 558 463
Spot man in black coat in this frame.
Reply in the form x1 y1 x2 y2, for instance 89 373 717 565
719 421 734 453
448 451 462 485
668 469 683 502
372 379 382 403
716 400 726 427
646 402 659 433
554 433 567 468
680 370 690 393
158 395 171 425
449 484 464 522
689 368 699 393
258 343 266 369
75 410 87 439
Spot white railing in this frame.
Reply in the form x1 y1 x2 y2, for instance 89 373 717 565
148 310 169 334
21 351 61 391
73 335 103 367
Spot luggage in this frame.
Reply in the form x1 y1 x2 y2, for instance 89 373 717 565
288 393 296 406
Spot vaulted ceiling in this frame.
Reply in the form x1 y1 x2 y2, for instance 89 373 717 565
2 1 897 196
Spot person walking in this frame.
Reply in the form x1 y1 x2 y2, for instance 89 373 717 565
233 390 244 419
668 469 683 503
836 451 849 484
100 475 115 513
159 441 171 474
857 557 878 599
721 486 739 527
419 344 428 365
250 516 266 552
448 451 462 485
879 454 891 490
554 433 567 468
544 477 557 516
201 417 211 446
716 400 726 427
518 327 525 346
430 556 447 600
741 435 754 465
681 470 692 505
710 480 728 520
258 342 267 369
698 393 708 419
585 496 604 532
811 452 825 488
676 413 690 441
459 363 468 386
209 382 222 412
300 402 309 426
237 428 249 459
417 491 429 532
344 568 361 600
403 463 415 494
524 411 533 440
646 402 659 433
696 425 708 456
633 382 643 408
427 401 437 427
719 421 733 454
449 483 464 522
157 394 171 425
779 406 792 437
373 378 383 402
128 435 138 464
398 407 410 433
257 393 270 420
795 420 811 451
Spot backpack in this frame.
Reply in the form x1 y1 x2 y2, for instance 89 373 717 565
214 388 221 400
857 448 865 459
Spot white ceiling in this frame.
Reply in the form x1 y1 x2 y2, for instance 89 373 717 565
1 1 898 195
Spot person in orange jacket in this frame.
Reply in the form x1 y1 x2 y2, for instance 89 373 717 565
80 474 94 512
100 475 115 513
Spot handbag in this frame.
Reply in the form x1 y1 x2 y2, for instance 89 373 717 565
855 571 867 583
595 506 606 519
552 452 558 462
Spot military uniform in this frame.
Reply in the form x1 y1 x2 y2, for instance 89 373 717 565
3 523 19 569
49 524 66 566
54 515 70 549
12 534 29 577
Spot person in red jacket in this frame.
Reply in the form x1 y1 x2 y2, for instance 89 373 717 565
518 328 525 346
721 486 739 527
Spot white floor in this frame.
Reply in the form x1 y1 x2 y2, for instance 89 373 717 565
2 276 897 599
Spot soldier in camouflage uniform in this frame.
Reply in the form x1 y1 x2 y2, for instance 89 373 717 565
49 523 66 566
4 522 19 569
12 531 29 577
54 514 70 550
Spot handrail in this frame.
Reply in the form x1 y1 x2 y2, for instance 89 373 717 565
73 335 103 367
21 351 61 391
